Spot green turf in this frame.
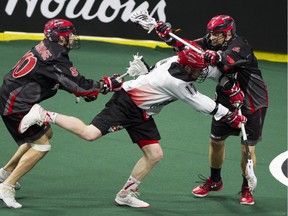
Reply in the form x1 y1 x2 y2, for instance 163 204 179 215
0 40 287 216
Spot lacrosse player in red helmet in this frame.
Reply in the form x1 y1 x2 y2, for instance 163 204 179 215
156 15 268 205
0 19 122 208
19 49 247 208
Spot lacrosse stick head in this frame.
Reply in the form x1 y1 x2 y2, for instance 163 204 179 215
129 10 157 33
126 53 149 77
246 158 257 191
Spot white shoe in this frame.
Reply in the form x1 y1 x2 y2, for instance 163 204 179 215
0 168 21 190
18 104 47 134
115 189 150 208
0 183 22 208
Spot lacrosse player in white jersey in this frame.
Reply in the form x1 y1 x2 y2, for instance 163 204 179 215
19 48 247 208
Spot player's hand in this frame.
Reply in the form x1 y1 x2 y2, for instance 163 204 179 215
223 81 244 108
155 22 172 41
101 74 123 94
83 95 97 102
221 109 247 128
203 50 221 65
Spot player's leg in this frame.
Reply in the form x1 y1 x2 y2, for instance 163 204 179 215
115 142 163 208
192 115 240 197
192 138 224 197
0 114 53 209
0 144 30 190
19 104 102 140
115 112 162 208
54 114 102 140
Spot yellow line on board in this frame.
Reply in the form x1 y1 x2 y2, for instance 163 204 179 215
0 32 287 63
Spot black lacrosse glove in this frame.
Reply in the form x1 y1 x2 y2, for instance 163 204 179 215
155 22 172 42
101 74 123 95
83 95 97 102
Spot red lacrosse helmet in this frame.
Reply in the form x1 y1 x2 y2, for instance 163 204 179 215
177 46 208 83
44 19 80 49
207 15 236 35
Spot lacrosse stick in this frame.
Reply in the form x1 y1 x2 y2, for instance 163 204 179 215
116 53 150 81
129 10 203 54
237 106 257 192
75 54 148 103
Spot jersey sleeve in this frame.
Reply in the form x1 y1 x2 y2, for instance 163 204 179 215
42 62 102 97
166 79 228 120
217 38 252 72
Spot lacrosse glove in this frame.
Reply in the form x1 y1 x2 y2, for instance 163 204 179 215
101 74 123 95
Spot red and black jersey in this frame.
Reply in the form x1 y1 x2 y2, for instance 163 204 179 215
169 35 268 114
0 39 101 115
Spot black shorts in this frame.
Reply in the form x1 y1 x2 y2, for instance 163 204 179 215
90 89 161 143
1 112 51 146
210 107 267 146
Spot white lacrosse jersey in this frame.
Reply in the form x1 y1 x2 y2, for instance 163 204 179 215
122 56 228 120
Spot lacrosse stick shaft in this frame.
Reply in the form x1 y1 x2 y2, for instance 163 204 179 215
168 32 203 54
116 72 129 82
237 108 250 156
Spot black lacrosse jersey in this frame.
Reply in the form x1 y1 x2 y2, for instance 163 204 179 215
0 39 101 115
195 35 269 114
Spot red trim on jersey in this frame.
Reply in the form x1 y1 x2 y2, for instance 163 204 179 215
249 94 255 113
137 139 158 148
7 92 20 115
142 110 150 121
264 84 269 106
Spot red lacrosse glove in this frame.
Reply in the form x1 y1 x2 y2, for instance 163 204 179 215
101 74 123 95
155 22 172 41
221 109 247 128
203 50 221 65
223 81 244 108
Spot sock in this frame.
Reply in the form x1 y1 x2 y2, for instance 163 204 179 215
210 167 221 182
0 168 10 181
45 111 58 123
242 176 248 187
122 175 141 191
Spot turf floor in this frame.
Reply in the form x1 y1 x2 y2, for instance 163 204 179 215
0 40 287 216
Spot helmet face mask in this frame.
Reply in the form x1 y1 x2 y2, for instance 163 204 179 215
207 15 236 49
44 19 80 50
209 32 226 48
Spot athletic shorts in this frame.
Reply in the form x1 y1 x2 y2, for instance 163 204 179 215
90 89 161 144
210 107 267 146
1 113 51 146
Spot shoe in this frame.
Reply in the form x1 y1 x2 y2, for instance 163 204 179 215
192 174 223 197
18 104 47 134
115 189 150 208
0 183 22 208
0 168 21 190
240 186 254 205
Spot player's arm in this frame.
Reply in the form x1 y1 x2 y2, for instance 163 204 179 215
205 67 245 108
47 64 122 100
174 82 246 128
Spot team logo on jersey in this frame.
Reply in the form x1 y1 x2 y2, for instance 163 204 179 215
232 47 240 53
269 151 288 186
70 67 79 77
108 125 123 132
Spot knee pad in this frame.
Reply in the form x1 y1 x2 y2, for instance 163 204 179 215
30 143 51 152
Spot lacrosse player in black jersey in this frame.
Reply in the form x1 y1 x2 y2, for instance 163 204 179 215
155 15 268 205
0 19 122 208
